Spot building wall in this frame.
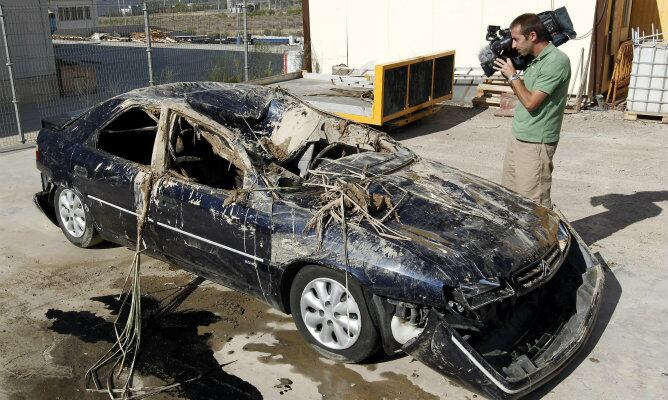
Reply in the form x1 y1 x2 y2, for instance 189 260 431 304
50 0 98 30
0 0 59 135
0 0 57 80
308 0 597 92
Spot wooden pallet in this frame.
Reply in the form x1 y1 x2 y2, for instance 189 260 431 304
472 80 515 108
624 111 668 124
473 78 583 113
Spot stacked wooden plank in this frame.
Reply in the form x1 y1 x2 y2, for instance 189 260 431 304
606 41 633 109
131 29 177 43
473 77 583 115
472 78 515 108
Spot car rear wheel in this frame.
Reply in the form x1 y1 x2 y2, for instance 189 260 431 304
290 265 380 362
54 186 101 248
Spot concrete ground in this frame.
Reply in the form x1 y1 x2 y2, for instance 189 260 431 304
0 106 666 400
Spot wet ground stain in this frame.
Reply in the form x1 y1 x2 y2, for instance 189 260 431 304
244 329 439 400
8 273 284 400
7 271 447 400
44 294 261 399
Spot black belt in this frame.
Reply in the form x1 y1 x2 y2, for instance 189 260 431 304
516 138 558 145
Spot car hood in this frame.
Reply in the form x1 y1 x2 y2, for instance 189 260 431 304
309 152 559 284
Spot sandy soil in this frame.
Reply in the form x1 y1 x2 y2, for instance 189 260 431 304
0 106 666 399
100 10 303 37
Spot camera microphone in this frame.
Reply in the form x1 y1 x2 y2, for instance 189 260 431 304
478 45 495 64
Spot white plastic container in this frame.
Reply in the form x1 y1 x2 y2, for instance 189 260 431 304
627 40 668 114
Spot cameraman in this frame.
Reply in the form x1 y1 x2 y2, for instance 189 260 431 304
493 13 570 209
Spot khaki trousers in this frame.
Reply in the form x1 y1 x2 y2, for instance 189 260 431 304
502 138 558 208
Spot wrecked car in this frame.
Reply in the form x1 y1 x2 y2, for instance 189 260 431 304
34 82 604 399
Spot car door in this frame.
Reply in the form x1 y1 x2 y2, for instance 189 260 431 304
149 112 272 298
72 105 160 248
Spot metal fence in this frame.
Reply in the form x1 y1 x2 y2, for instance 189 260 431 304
0 0 303 150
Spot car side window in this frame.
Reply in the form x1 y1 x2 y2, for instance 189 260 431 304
167 114 244 191
96 107 158 165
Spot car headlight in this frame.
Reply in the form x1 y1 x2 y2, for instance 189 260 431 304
452 277 515 310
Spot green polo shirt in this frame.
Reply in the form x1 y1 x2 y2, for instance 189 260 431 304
512 43 571 143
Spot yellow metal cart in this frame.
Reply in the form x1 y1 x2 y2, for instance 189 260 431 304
268 51 455 127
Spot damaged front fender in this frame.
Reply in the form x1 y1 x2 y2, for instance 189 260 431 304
403 225 605 399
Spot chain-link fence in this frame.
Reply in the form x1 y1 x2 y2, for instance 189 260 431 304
0 0 303 150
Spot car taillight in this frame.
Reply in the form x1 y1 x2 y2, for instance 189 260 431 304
35 146 40 162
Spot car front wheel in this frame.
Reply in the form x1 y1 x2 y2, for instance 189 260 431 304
54 186 101 248
290 265 380 362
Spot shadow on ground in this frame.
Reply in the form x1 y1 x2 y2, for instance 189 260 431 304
45 278 263 400
390 105 486 141
90 240 123 249
571 191 668 245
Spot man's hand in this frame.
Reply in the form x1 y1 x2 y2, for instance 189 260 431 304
493 57 517 79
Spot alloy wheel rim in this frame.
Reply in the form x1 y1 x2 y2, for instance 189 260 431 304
300 277 361 350
58 189 86 238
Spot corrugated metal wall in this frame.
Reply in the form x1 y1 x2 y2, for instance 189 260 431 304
630 0 668 34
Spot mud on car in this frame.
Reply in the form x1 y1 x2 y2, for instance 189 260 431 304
34 82 604 399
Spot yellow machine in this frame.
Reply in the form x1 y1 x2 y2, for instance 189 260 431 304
267 51 455 127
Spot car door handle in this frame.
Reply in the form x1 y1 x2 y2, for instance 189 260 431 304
73 165 87 178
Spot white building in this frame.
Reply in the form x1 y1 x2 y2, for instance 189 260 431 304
227 0 271 13
0 0 59 137
49 0 98 30
0 0 56 89
306 1 599 94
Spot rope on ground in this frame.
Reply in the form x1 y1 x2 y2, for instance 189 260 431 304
83 172 190 400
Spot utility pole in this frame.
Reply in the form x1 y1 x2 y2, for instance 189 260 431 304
143 3 154 86
243 0 249 81
236 4 240 42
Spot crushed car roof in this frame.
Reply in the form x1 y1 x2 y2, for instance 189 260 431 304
123 82 274 119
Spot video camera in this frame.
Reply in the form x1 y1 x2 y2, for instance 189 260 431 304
479 7 576 77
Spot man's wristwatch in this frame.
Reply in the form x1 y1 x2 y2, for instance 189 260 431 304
508 73 520 82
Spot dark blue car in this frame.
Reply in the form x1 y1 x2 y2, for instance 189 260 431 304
34 82 604 399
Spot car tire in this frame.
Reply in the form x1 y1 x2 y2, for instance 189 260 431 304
54 186 102 248
290 265 380 363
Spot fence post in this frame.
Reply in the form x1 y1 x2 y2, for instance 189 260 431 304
243 0 249 82
143 3 154 86
0 5 24 143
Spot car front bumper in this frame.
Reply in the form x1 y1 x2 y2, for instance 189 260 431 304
402 224 605 399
